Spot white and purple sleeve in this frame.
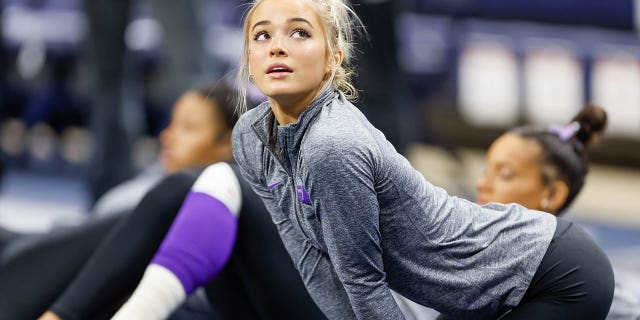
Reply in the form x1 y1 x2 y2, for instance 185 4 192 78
112 162 242 320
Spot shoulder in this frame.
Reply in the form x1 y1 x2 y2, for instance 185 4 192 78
304 98 378 160
302 104 380 174
233 102 269 135
232 103 269 168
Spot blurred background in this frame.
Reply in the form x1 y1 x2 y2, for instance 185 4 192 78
0 0 639 300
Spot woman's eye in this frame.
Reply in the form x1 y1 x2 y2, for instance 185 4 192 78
499 168 514 180
291 29 310 39
254 31 269 41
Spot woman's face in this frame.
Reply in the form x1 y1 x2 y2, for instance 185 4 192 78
477 133 549 211
247 0 331 106
159 92 228 173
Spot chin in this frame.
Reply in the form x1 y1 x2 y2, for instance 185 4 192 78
260 82 316 99
261 86 300 98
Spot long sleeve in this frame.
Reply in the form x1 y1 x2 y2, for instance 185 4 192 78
306 140 405 320
232 139 357 319
231 93 560 319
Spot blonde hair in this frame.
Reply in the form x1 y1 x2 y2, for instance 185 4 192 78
235 0 364 113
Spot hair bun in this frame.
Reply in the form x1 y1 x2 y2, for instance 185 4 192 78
571 103 607 147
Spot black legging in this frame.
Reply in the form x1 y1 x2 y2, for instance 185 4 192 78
48 171 197 319
205 165 326 320
0 215 121 320
0 171 195 320
0 167 325 320
502 218 615 320
0 226 21 254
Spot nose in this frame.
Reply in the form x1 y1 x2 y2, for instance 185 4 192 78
269 35 288 57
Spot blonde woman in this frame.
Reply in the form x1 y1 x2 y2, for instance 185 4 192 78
232 0 614 319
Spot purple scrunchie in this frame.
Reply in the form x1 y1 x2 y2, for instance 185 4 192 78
548 122 580 141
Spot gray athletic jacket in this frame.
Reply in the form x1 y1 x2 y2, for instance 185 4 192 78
232 90 557 319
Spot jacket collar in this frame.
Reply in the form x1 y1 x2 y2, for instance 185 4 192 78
251 89 337 152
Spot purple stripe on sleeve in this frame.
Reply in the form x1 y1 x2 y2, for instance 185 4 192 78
151 191 238 294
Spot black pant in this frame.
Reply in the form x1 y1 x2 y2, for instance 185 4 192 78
0 216 120 320
502 218 615 320
0 168 325 320
204 165 326 320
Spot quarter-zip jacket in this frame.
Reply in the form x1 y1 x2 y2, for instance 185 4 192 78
232 90 557 320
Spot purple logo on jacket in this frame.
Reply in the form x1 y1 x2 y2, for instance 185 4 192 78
296 186 311 204
268 181 282 190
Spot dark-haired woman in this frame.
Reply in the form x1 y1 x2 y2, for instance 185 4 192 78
475 104 640 320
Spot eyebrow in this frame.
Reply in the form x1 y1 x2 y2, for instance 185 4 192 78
289 17 314 29
251 17 315 32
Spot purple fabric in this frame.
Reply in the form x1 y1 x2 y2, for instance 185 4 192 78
268 181 282 190
548 123 579 141
151 191 238 294
296 185 311 204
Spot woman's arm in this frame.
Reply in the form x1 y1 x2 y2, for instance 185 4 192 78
112 163 242 319
232 129 357 319
244 171 360 319
307 142 405 319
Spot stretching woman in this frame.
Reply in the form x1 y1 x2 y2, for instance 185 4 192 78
34 82 325 320
400 105 640 319
231 0 615 319
1 83 238 320
0 82 323 320
475 105 640 320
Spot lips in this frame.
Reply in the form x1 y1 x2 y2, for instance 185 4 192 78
267 63 292 74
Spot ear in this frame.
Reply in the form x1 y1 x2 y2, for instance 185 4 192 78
327 50 344 73
546 180 569 214
333 50 344 66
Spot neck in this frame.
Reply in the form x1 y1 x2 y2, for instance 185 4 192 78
269 86 325 125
